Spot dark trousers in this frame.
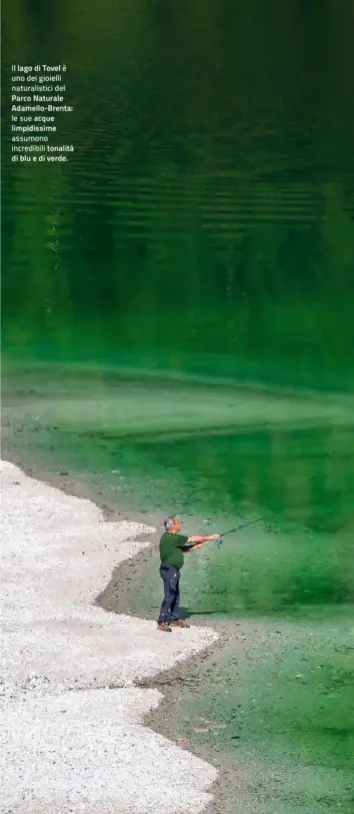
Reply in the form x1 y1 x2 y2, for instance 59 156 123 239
158 565 180 623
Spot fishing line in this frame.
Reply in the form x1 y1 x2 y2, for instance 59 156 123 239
220 516 264 537
215 512 318 547
216 516 264 547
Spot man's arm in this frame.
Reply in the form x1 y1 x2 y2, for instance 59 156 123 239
188 534 219 544
182 534 219 553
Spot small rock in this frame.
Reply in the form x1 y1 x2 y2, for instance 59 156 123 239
176 737 190 749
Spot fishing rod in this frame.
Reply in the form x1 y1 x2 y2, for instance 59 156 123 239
216 516 263 547
220 516 263 536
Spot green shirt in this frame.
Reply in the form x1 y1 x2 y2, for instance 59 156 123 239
159 532 189 570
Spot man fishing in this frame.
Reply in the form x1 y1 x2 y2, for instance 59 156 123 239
157 515 220 632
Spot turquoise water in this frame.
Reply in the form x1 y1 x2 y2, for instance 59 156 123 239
3 365 353 615
172 620 354 814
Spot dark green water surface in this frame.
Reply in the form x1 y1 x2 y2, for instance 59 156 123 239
2 0 354 389
2 1 354 810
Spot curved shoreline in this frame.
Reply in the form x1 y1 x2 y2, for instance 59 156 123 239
1 459 219 814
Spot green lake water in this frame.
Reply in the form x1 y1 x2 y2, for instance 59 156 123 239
2 368 354 811
2 0 354 810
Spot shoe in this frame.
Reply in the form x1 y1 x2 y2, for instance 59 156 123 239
170 620 190 628
157 622 172 632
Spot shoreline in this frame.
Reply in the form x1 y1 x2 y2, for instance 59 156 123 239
1 458 220 814
2 434 352 811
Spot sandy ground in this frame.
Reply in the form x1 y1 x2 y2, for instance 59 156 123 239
0 459 219 814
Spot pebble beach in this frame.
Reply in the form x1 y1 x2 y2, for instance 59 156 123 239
0 459 219 814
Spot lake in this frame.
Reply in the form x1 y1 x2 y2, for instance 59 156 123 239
2 0 354 810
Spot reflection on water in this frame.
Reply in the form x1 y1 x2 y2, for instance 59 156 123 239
2 0 354 390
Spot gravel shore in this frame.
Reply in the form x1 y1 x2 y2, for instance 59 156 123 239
0 460 219 814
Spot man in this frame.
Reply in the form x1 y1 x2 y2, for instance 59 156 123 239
157 515 220 632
